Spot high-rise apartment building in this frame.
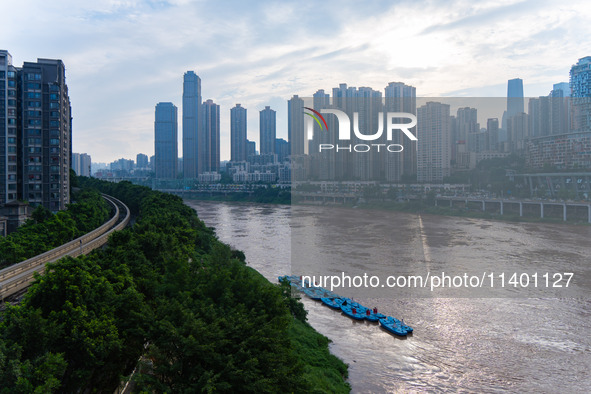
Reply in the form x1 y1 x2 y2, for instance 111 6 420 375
528 97 551 138
384 82 416 181
202 99 220 172
570 56 591 131
72 153 91 177
136 153 149 168
182 71 202 178
455 107 479 168
154 102 178 179
231 104 247 162
354 86 382 181
550 82 571 135
20 58 72 212
246 140 256 159
0 50 18 206
507 112 528 151
288 95 305 156
417 102 451 183
259 106 276 155
309 89 332 180
275 138 289 163
487 118 499 151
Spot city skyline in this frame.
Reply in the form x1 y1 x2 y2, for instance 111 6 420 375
3 1 591 163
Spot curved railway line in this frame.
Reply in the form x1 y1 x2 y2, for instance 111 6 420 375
0 194 130 301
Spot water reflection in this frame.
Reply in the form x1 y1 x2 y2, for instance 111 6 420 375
185 200 591 393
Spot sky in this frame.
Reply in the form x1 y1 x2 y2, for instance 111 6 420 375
3 0 591 163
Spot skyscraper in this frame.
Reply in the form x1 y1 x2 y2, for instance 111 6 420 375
231 104 247 162
202 99 220 172
570 56 591 131
20 58 72 212
309 89 332 180
354 86 382 181
288 95 305 155
0 50 17 206
487 118 499 151
182 71 202 178
507 78 524 119
417 102 451 183
384 82 416 181
259 106 276 155
552 82 570 97
154 102 178 179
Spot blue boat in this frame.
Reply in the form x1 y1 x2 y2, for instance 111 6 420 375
366 312 386 322
341 304 367 320
379 316 409 337
321 297 344 309
279 275 306 291
386 316 413 333
304 287 326 300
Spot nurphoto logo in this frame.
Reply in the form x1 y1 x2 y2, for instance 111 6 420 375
304 107 418 153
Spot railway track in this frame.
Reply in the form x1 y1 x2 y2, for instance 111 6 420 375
0 194 130 301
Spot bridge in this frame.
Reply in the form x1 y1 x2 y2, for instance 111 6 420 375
0 194 130 301
434 196 591 223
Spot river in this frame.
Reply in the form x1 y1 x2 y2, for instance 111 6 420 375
184 200 591 393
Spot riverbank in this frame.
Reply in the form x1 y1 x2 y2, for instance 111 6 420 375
188 193 589 225
0 178 350 392
175 187 290 204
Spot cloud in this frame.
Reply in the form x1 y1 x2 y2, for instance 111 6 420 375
420 0 549 35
